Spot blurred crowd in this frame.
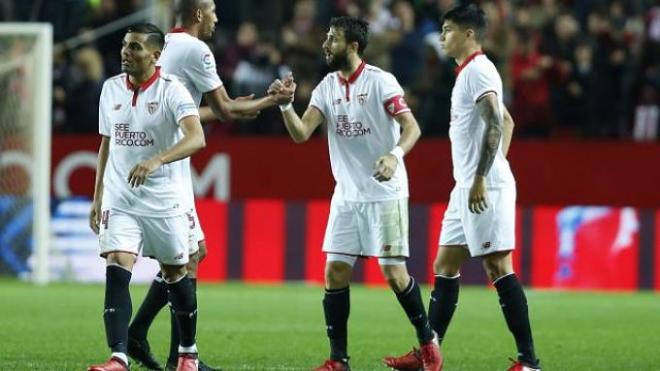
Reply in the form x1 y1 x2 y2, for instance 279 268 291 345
3 0 659 140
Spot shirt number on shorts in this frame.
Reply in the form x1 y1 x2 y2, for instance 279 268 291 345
186 212 195 230
101 210 110 230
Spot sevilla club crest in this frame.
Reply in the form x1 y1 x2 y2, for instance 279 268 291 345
147 101 159 114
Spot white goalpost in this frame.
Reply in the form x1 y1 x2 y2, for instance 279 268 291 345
0 23 52 284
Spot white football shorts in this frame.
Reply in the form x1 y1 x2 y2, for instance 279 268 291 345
99 208 192 265
322 196 409 258
439 186 516 257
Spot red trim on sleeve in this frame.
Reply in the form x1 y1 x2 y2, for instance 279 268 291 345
383 95 411 117
126 67 161 106
337 60 366 101
454 50 483 75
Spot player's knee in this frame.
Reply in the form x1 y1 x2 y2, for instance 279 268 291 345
381 264 409 292
105 252 135 271
433 258 460 277
482 256 512 282
197 241 208 260
386 276 409 292
325 262 352 288
161 265 187 283
185 253 199 277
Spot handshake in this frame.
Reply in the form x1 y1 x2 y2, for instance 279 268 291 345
268 73 297 108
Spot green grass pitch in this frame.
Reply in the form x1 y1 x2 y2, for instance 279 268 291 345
1 280 659 370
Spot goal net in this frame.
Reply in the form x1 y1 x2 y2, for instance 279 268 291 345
0 24 52 284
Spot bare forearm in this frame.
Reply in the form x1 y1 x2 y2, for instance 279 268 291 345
155 133 206 164
282 108 311 143
502 120 513 157
225 96 276 119
199 106 215 123
475 99 503 177
501 106 514 157
93 137 109 203
396 120 421 154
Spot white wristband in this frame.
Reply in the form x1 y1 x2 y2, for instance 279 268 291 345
279 102 292 112
389 146 404 160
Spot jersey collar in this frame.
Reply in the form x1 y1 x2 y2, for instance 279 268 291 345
337 60 366 85
169 27 188 33
126 67 161 92
454 50 483 75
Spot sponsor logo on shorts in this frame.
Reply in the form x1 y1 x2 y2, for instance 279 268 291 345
113 104 122 110
382 244 392 252
482 241 491 249
174 252 184 260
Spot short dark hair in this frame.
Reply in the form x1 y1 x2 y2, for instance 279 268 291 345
329 16 369 55
442 3 487 42
127 23 165 50
175 0 211 24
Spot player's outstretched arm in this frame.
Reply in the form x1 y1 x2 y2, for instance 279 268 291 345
502 105 514 157
90 135 110 234
127 115 206 188
281 105 325 143
373 112 421 182
198 93 254 122
204 85 292 121
269 76 324 143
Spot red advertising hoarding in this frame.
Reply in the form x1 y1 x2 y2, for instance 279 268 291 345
194 199 651 291
40 136 660 207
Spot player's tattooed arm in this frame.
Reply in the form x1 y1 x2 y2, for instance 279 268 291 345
469 92 503 214
475 92 503 177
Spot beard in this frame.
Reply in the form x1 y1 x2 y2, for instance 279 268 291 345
327 48 350 71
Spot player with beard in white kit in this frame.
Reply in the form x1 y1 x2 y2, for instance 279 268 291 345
268 16 442 371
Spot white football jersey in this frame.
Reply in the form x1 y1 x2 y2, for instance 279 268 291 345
157 29 224 211
98 69 199 217
158 29 223 106
449 52 515 188
310 62 411 202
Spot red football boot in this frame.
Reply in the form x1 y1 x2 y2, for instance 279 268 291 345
383 347 422 370
311 359 350 371
88 356 129 371
507 358 541 371
176 353 199 371
419 342 443 371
